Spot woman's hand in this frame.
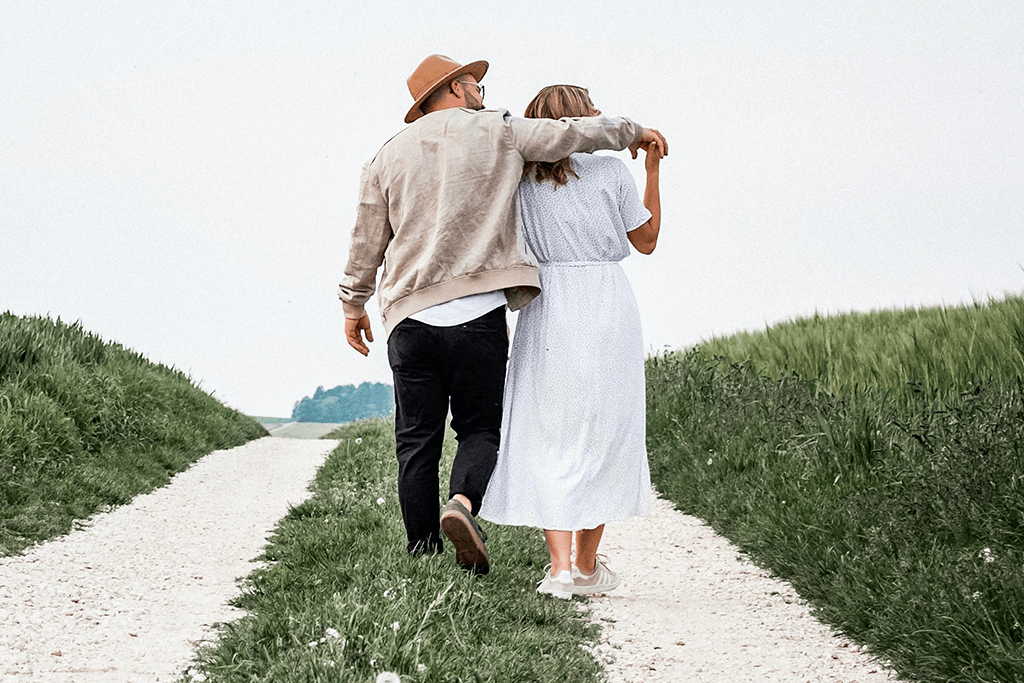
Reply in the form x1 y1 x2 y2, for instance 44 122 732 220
644 139 663 174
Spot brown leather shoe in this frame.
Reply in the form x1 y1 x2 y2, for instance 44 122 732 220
439 499 490 575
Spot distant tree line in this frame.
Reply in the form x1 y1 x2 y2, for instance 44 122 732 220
291 382 395 423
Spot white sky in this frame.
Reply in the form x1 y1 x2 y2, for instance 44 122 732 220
2 1 1022 417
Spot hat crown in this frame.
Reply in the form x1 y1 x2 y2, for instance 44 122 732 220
407 54 462 101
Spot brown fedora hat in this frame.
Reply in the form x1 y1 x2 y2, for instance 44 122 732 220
405 54 488 124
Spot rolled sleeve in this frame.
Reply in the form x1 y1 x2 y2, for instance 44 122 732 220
505 113 643 162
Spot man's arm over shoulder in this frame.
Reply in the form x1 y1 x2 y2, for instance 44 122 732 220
338 160 392 320
504 112 644 162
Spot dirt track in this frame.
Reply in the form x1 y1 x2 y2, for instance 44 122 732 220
1 437 897 682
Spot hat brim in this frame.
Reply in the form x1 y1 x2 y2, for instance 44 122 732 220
405 60 488 124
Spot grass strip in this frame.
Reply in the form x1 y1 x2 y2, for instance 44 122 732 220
646 351 1024 682
1 313 266 556
182 420 605 683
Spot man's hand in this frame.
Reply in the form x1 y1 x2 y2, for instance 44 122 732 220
630 127 668 159
345 315 374 356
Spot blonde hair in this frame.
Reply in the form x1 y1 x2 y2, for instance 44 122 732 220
522 85 600 188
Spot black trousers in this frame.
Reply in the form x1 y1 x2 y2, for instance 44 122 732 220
387 306 508 553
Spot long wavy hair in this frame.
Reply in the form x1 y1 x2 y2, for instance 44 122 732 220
522 85 600 188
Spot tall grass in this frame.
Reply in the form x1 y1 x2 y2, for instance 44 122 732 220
0 312 266 556
697 294 1024 396
646 294 1024 682
181 420 604 683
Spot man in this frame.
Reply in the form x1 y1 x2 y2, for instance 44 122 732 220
339 54 667 574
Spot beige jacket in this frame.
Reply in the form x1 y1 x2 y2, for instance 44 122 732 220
338 107 644 337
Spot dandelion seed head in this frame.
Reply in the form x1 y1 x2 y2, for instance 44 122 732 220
376 673 401 683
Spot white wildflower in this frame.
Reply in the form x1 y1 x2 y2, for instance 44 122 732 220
417 664 427 673
377 497 386 505
980 547 995 563
355 437 363 444
376 673 401 683
308 640 318 647
324 627 341 640
392 621 400 632
707 458 713 465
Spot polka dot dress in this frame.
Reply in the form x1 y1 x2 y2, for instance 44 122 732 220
479 153 653 531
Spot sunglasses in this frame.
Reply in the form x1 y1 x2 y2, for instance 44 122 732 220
458 81 484 99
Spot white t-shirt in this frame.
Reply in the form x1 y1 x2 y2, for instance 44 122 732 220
407 290 507 326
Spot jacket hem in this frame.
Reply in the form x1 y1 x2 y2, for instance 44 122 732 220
381 267 541 337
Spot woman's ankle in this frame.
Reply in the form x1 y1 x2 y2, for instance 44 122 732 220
549 561 572 577
575 557 596 575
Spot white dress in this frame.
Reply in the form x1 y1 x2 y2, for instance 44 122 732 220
479 153 653 531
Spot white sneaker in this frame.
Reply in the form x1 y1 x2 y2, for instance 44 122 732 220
571 555 620 595
537 568 574 599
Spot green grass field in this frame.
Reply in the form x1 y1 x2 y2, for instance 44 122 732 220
0 313 266 556
647 294 1024 682
697 294 1024 397
5 295 1023 682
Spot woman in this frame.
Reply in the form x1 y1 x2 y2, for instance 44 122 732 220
479 85 663 597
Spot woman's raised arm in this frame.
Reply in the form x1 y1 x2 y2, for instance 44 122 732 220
627 145 662 255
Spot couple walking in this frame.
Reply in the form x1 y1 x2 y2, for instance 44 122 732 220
339 54 665 598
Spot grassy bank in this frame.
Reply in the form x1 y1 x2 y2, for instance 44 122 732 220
182 420 603 683
697 294 1024 396
646 295 1024 682
0 313 266 556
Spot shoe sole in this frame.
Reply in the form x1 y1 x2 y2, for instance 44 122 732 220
440 510 490 575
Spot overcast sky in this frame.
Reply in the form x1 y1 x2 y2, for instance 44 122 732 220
2 1 1022 417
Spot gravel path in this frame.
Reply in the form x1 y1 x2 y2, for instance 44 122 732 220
0 437 337 682
586 496 897 682
2 438 898 682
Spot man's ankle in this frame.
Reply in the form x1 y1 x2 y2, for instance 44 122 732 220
451 494 472 514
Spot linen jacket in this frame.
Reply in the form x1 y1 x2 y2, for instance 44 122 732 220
338 107 644 337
